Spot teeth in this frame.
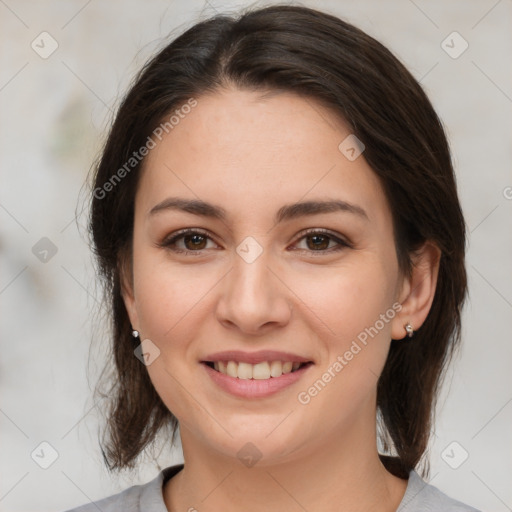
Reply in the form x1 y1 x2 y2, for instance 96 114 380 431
237 362 253 380
226 361 238 378
253 362 270 380
211 360 306 379
282 361 293 373
270 360 283 377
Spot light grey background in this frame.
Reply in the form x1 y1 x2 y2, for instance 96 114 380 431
1 1 511 511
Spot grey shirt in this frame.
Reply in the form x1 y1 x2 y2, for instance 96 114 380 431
65 464 481 512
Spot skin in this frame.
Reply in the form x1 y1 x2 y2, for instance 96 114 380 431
122 87 440 512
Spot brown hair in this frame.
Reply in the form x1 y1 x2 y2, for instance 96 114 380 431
89 4 467 479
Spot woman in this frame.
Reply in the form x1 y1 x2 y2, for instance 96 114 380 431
67 4 481 511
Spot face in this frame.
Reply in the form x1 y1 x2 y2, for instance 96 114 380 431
122 87 410 466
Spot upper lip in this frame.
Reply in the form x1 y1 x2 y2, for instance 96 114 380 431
202 350 313 365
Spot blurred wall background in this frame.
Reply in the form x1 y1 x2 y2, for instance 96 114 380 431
1 0 511 510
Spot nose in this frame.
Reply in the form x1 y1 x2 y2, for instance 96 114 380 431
215 254 292 335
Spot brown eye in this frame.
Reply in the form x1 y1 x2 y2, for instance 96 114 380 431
183 233 207 250
160 229 218 253
305 234 330 250
292 229 350 254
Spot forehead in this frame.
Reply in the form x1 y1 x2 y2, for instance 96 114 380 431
137 88 390 225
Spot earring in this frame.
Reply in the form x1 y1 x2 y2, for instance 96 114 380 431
404 323 414 338
132 329 139 338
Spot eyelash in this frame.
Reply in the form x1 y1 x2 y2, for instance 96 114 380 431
159 228 351 256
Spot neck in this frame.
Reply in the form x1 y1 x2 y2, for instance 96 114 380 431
163 416 408 512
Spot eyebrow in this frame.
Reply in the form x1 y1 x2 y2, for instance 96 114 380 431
149 197 369 223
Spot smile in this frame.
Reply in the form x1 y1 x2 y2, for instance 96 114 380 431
203 360 312 379
201 360 314 399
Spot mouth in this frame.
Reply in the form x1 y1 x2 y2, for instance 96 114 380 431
201 360 314 379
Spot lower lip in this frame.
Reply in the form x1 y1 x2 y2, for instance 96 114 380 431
201 362 313 398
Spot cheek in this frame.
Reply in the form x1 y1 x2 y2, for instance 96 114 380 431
130 253 217 418
291 255 398 407
132 249 214 338
293 265 396 416
293 256 396 345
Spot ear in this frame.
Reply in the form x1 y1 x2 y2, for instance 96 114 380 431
119 251 139 332
391 241 441 340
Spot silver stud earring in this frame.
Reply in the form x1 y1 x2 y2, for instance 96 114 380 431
404 323 414 338
132 330 139 338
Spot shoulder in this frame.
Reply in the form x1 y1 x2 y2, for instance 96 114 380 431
63 464 184 512
63 482 145 512
398 470 482 512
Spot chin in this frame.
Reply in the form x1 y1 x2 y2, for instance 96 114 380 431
198 427 309 468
